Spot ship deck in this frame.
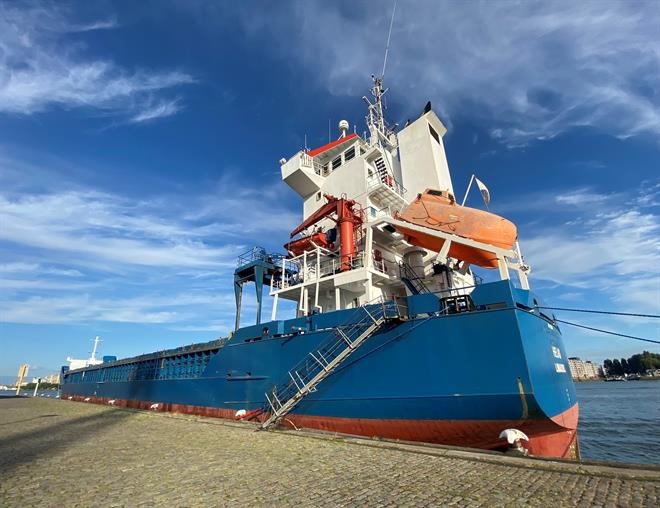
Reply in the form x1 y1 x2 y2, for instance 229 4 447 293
1 397 657 506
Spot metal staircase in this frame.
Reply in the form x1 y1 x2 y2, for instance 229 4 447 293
399 261 431 295
374 157 389 183
260 300 401 430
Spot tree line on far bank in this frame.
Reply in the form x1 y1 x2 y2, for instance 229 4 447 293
20 382 59 390
603 351 660 376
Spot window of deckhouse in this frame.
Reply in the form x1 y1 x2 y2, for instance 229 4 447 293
428 124 440 144
332 155 342 170
344 146 355 162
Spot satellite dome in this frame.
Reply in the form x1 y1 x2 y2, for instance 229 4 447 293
338 120 349 137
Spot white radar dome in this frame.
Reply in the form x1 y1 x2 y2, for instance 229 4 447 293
338 120 349 137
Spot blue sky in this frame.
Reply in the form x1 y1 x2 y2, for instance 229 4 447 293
1 0 658 380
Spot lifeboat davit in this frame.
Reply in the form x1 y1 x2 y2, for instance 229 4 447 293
395 189 517 268
284 232 332 256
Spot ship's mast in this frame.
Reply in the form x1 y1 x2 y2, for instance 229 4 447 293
90 336 101 362
364 0 398 149
363 76 397 149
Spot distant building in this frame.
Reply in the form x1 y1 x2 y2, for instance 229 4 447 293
568 357 601 380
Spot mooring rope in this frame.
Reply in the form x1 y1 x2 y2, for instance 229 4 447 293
553 318 660 344
536 306 659 319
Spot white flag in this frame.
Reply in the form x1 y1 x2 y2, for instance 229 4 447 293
475 177 490 205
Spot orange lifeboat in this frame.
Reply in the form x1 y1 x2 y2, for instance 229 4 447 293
395 189 517 268
284 232 332 256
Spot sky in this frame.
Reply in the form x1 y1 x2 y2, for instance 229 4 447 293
0 0 658 381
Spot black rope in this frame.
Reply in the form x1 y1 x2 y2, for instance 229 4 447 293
554 319 660 344
537 306 659 319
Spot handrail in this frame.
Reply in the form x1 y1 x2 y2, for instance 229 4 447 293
261 298 401 422
272 252 367 290
430 284 480 298
300 152 325 176
366 174 406 199
399 261 430 294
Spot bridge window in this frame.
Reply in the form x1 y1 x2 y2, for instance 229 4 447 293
428 124 440 144
344 146 355 162
332 155 342 170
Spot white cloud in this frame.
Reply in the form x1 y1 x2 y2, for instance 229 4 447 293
0 262 82 277
0 3 194 121
129 99 182 123
0 278 93 291
521 188 660 314
555 189 611 207
0 153 299 327
226 0 660 146
0 291 237 326
0 262 39 273
0 190 241 269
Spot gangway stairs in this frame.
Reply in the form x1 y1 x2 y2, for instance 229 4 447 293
399 261 431 295
260 301 400 430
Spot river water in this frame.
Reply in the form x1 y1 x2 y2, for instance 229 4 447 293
575 380 659 466
2 382 658 466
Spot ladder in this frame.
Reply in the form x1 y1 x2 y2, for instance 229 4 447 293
260 301 400 429
399 261 431 295
374 157 389 183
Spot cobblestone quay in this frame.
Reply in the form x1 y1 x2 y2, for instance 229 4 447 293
1 398 658 507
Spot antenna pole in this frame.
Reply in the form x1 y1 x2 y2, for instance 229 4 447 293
381 0 398 79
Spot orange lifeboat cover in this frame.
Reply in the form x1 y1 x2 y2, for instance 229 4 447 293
395 189 517 268
284 232 332 256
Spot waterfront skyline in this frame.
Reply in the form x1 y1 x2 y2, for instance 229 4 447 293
1 0 659 378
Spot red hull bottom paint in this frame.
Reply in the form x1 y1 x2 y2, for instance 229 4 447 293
63 396 579 460
282 405 579 460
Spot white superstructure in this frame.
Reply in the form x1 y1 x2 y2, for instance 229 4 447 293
67 336 104 370
270 77 530 319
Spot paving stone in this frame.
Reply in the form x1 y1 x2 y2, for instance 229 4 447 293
0 398 658 507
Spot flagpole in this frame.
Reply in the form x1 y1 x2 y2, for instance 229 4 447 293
461 174 475 206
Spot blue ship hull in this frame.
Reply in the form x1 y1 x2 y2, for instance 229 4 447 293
61 280 579 458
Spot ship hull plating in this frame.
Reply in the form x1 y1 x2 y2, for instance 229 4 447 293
61 282 579 459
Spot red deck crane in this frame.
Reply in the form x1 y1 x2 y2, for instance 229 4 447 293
289 194 363 271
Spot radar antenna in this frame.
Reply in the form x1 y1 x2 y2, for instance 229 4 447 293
363 1 398 148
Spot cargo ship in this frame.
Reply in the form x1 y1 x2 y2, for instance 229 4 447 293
60 77 579 459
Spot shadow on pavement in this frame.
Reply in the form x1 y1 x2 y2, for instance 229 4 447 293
0 405 133 471
0 414 59 426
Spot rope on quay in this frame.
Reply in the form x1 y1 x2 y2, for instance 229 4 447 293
554 318 660 345
536 306 660 319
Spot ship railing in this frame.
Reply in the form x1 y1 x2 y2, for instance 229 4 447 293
300 152 325 176
367 203 408 222
371 255 397 276
431 284 479 299
366 174 407 200
236 246 268 266
316 252 366 276
272 252 368 291
236 247 287 268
